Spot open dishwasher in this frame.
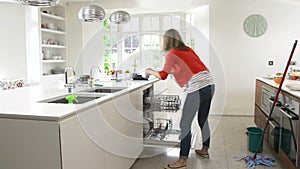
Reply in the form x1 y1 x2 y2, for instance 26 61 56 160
143 89 196 147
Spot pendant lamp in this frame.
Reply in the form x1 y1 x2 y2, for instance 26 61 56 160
78 4 105 22
109 10 130 24
19 0 59 7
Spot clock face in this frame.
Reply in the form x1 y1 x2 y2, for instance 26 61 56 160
243 14 267 38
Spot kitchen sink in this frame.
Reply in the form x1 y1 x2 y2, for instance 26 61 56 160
80 87 127 93
39 93 106 104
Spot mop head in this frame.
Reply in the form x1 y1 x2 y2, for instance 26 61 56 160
234 155 275 168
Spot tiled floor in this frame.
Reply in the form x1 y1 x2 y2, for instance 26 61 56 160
131 115 284 169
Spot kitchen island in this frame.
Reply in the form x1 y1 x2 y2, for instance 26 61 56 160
0 77 160 169
255 77 300 169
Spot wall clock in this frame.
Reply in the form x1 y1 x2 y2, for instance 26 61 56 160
243 14 268 38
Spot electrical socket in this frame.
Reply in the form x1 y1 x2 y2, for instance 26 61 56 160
268 60 274 66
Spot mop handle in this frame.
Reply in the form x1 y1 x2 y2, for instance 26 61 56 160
272 40 298 108
253 40 298 159
271 40 298 108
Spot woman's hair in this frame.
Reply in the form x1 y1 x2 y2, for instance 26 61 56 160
162 29 188 51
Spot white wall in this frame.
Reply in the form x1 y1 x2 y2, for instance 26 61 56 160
25 6 41 85
67 2 84 75
0 3 27 80
210 0 300 115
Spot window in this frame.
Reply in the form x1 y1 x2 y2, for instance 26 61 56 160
162 15 181 31
142 16 159 31
103 34 118 73
140 34 161 69
103 13 188 74
122 35 140 61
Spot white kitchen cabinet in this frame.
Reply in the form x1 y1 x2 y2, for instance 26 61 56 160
60 113 105 169
40 5 67 76
101 89 144 168
60 88 144 169
0 118 61 169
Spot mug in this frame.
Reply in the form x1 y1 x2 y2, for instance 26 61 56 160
47 23 55 30
44 51 50 60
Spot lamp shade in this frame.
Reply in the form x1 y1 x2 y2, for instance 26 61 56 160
109 10 130 24
78 4 106 22
19 0 59 6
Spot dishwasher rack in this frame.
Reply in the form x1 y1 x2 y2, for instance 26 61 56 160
144 117 181 145
151 94 181 112
143 93 182 146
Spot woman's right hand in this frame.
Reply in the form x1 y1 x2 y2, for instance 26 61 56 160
146 68 153 76
146 68 161 79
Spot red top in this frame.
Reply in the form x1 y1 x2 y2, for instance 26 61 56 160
159 47 208 87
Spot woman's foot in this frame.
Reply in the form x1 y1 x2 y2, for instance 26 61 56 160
164 158 187 169
195 148 209 158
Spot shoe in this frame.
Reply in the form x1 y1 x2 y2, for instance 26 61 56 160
195 150 209 158
164 164 187 169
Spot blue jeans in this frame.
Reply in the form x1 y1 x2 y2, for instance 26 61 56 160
179 85 215 159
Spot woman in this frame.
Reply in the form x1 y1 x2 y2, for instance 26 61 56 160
146 29 215 169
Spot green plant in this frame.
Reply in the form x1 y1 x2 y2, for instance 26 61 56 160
104 57 110 73
103 19 110 31
125 70 130 73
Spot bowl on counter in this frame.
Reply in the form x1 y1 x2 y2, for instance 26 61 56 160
289 72 300 80
79 75 90 84
286 81 300 91
273 76 283 84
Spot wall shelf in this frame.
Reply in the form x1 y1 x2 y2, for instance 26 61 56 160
41 13 65 21
42 60 66 63
41 28 66 35
42 44 66 48
40 5 67 77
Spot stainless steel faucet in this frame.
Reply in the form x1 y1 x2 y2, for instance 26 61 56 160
64 67 76 93
89 66 101 87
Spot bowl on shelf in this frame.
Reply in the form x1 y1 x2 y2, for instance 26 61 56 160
51 56 62 60
273 76 283 84
52 56 58 60
46 23 56 30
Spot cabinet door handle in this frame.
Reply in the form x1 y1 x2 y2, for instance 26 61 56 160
268 120 276 128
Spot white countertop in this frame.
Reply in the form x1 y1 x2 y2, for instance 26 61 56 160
257 77 300 98
0 78 159 121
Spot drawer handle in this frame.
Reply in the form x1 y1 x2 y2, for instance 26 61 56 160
279 107 296 120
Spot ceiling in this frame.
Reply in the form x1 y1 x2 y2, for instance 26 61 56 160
0 0 208 13
63 0 209 13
